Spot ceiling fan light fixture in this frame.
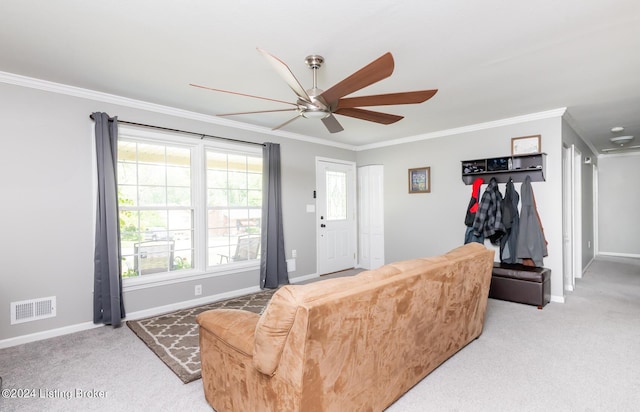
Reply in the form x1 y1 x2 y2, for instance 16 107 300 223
610 135 634 145
611 126 624 133
301 108 330 119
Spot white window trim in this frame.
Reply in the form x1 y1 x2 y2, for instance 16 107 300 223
118 125 262 291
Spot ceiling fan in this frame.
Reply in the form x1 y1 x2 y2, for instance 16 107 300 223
190 48 438 133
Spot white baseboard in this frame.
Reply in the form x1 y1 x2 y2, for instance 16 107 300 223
550 295 565 304
598 251 640 259
0 321 103 350
0 285 264 349
125 285 261 321
289 273 319 284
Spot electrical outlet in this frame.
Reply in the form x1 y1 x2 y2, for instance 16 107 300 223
588 241 591 249
195 285 202 296
292 249 297 258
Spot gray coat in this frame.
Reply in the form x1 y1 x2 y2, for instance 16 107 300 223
500 178 520 263
516 175 547 266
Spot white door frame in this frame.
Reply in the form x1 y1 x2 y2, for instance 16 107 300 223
562 144 583 292
562 145 574 291
592 163 599 256
315 157 357 275
573 146 583 279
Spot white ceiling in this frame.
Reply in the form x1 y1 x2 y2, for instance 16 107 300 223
2 0 639 152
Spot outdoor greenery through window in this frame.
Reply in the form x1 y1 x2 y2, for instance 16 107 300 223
117 131 262 280
206 151 262 266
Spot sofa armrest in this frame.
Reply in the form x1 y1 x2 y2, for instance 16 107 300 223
196 309 260 356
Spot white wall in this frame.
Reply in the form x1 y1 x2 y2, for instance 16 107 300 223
356 116 565 301
0 81 355 343
597 153 640 257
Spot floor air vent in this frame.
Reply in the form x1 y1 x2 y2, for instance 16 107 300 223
11 296 56 325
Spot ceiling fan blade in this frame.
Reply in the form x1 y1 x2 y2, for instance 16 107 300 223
257 48 312 103
217 108 298 117
190 83 297 107
272 113 303 131
320 52 395 106
337 89 438 109
334 108 403 125
321 114 344 133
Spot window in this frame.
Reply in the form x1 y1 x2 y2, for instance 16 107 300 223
117 128 262 282
325 170 347 220
206 151 263 266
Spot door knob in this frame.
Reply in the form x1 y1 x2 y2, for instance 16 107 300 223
320 224 326 228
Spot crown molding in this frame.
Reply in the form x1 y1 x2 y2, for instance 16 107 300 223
1 70 569 153
0 71 356 151
355 108 567 151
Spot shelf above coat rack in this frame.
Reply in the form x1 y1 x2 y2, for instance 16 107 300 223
461 153 546 185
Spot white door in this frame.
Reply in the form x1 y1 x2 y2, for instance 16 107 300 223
316 159 357 274
358 165 384 270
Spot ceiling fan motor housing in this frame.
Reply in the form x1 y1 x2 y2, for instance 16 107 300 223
305 55 324 69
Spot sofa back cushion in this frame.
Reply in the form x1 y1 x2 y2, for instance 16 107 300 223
253 242 492 377
253 264 403 376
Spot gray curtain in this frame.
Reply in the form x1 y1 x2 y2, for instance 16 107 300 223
260 143 289 289
92 112 125 326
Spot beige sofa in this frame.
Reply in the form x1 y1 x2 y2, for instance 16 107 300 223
196 242 494 411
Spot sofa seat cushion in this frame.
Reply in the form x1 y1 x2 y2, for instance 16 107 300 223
492 262 550 282
196 309 260 357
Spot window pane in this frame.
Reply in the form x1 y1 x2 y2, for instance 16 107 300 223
118 162 137 185
117 140 194 279
206 150 262 267
207 152 227 170
228 171 247 189
207 170 227 189
118 141 137 162
137 143 165 164
247 156 262 173
247 173 261 190
326 171 347 221
166 146 190 166
138 164 166 186
248 190 262 207
139 186 167 207
208 189 228 207
167 187 191 206
229 190 247 207
119 186 137 207
228 154 247 172
167 165 190 187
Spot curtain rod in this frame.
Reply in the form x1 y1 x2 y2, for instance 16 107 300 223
89 115 264 147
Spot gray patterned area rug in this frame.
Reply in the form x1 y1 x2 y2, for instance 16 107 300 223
127 288 277 384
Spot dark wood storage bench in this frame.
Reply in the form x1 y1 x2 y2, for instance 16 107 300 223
489 263 551 309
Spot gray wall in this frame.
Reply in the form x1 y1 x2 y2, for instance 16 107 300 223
597 153 640 257
561 119 597 268
356 117 565 300
0 82 354 342
0 76 607 346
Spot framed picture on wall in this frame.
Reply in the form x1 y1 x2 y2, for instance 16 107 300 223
408 167 431 193
511 135 541 155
